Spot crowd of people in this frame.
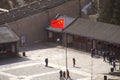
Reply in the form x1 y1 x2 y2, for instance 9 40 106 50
43 48 119 80
59 69 71 80
91 48 118 71
44 58 75 80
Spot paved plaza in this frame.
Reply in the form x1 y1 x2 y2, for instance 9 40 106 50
0 43 120 80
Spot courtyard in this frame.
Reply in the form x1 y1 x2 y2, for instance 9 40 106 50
0 42 119 80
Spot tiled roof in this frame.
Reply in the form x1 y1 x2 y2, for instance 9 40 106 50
65 18 120 44
0 27 19 43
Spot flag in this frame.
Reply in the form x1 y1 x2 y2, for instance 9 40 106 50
51 19 64 29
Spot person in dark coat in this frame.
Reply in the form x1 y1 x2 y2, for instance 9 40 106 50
91 48 95 58
63 71 66 78
103 52 106 62
59 70 63 78
45 58 48 67
73 58 76 67
66 69 71 79
106 51 110 60
109 56 112 65
113 61 116 70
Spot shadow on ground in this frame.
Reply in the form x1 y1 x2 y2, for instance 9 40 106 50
75 66 81 69
19 42 59 52
0 57 30 65
109 71 120 77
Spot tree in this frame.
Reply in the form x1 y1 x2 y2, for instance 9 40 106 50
110 0 120 25
98 0 114 23
98 0 120 26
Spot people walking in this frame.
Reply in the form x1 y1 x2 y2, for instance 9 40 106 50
109 56 112 65
23 52 26 57
103 52 106 62
73 58 76 67
66 69 71 79
113 61 116 70
45 58 48 67
106 51 110 60
59 70 63 79
91 48 95 58
63 71 66 79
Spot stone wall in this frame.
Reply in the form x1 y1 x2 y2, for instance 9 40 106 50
0 0 68 25
1 0 80 45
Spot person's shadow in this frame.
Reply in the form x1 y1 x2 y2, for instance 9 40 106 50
47 66 53 68
75 66 81 69
60 77 73 80
60 77 64 80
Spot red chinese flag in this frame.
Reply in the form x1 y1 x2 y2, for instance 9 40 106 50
51 19 64 29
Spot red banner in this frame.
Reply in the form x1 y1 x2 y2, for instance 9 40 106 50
51 19 64 29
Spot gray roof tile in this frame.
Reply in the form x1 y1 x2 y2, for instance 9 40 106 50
65 18 120 44
0 27 19 43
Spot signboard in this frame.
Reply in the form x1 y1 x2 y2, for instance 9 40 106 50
20 35 26 46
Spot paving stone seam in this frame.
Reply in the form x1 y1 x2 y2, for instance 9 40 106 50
0 72 16 77
28 70 59 79
0 63 39 71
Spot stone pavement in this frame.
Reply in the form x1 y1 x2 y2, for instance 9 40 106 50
0 43 120 80
0 58 87 80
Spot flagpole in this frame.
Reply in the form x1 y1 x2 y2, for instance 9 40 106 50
91 55 93 80
63 19 68 80
65 31 68 80
65 31 68 70
51 18 68 78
